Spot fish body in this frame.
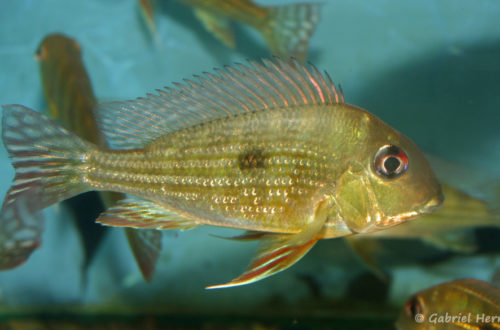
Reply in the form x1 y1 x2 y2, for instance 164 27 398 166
1 59 442 287
396 279 500 329
31 34 161 281
178 0 322 61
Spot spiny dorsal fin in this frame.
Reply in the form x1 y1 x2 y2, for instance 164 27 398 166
97 58 344 149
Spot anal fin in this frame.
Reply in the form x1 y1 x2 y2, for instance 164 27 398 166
96 199 197 230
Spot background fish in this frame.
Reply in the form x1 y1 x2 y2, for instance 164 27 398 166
174 0 322 62
0 59 442 288
396 279 500 329
35 33 162 282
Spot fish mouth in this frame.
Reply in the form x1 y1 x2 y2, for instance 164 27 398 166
418 191 444 214
373 191 444 230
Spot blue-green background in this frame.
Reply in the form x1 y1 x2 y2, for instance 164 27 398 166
0 0 499 319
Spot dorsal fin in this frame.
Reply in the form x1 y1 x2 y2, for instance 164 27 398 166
97 58 344 149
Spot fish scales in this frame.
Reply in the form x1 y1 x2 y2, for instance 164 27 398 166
84 105 354 232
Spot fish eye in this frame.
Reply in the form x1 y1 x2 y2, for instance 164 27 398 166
405 295 425 318
373 144 408 179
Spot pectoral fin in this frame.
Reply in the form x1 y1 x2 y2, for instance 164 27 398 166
345 237 390 282
97 199 197 230
207 196 332 289
193 8 235 48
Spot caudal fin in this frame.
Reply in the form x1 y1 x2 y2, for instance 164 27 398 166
261 3 322 62
1 104 92 212
0 189 44 270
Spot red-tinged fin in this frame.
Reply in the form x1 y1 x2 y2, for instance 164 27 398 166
0 189 44 270
97 198 198 230
96 58 343 149
207 196 333 289
206 234 319 289
261 3 322 62
125 228 162 282
193 7 235 48
1 105 92 211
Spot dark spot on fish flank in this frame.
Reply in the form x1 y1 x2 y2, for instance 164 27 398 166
238 148 267 170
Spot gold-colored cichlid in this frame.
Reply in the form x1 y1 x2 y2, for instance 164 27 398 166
32 33 161 282
396 279 500 329
176 0 322 62
0 58 443 288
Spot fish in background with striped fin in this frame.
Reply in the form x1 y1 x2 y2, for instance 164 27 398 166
0 58 443 288
176 0 322 62
32 33 162 282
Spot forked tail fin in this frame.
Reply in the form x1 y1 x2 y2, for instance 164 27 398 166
1 104 92 212
261 3 322 62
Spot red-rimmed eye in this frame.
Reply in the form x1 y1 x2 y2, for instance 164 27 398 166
373 145 409 179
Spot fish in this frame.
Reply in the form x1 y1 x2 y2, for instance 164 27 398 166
176 0 322 62
0 58 443 288
396 279 500 329
33 33 162 281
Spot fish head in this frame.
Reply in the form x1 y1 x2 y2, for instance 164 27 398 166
35 34 82 62
332 110 443 235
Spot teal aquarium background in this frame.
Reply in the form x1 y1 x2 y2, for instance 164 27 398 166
1 0 500 327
